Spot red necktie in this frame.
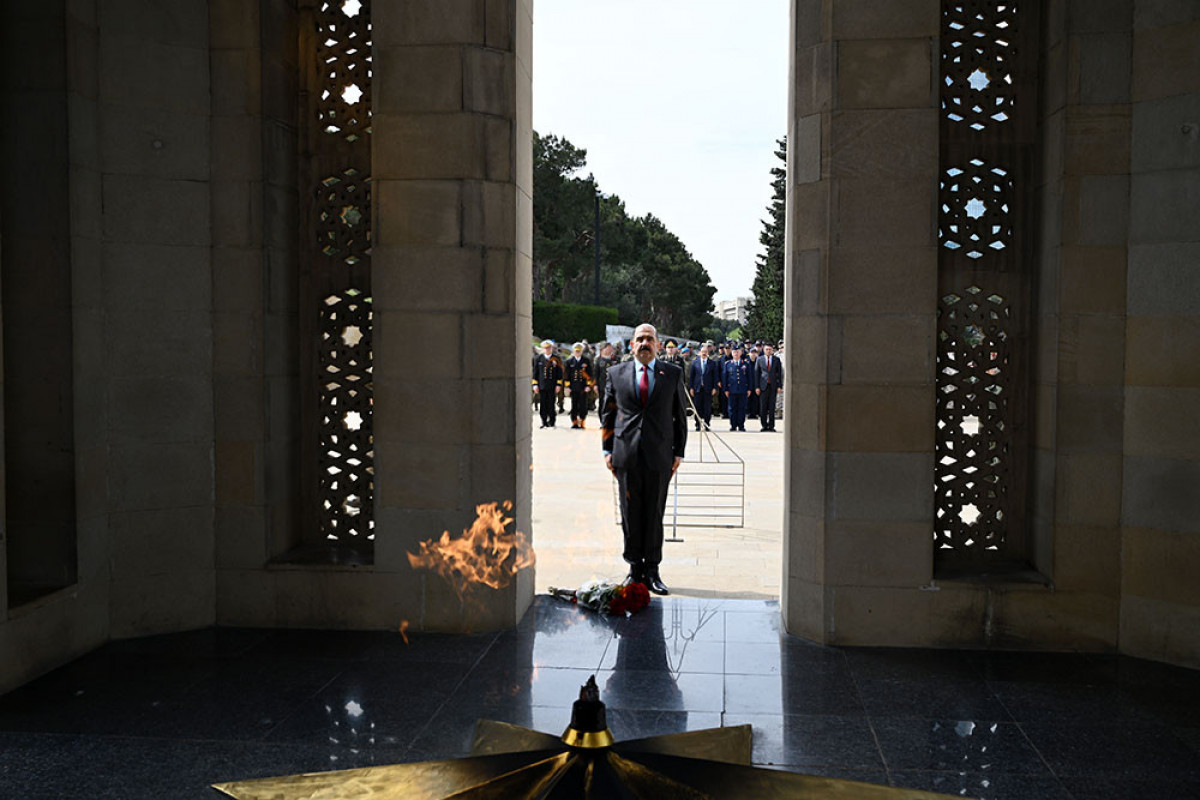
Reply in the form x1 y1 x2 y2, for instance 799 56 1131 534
639 365 649 405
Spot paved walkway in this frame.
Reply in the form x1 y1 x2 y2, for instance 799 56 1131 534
531 407 784 599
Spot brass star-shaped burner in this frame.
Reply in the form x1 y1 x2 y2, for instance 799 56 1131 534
214 677 950 799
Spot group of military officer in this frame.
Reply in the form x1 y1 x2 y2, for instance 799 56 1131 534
532 337 783 433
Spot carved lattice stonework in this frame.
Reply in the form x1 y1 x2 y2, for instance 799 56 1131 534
318 168 372 266
935 286 1012 554
939 159 1014 260
319 289 374 541
315 0 372 142
935 0 1034 570
941 1 1017 131
305 0 373 548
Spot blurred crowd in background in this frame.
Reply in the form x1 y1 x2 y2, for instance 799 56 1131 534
531 336 784 434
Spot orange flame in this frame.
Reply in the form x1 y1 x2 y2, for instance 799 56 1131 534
407 501 536 601
399 620 410 645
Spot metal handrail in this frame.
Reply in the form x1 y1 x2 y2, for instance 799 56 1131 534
612 383 746 538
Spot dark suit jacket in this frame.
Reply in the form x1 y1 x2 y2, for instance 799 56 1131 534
688 358 718 394
755 355 783 391
600 360 688 472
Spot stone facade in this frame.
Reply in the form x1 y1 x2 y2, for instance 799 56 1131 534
0 0 1197 693
785 0 1200 667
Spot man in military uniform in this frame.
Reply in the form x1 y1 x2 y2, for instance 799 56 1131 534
745 345 760 419
722 342 753 431
565 342 594 429
534 339 564 428
662 340 685 369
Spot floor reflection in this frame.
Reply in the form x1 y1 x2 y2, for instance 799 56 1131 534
0 596 1198 800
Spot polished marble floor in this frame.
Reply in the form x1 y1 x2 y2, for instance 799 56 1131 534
1 596 1198 799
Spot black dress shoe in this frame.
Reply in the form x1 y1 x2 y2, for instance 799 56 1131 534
624 563 647 586
645 566 669 596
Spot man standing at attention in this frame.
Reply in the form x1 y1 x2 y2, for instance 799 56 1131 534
722 342 752 432
565 342 593 429
600 323 687 595
755 342 784 432
534 340 563 429
688 342 718 431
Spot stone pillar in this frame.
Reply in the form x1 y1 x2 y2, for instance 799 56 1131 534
97 0 216 637
1027 0 1132 649
371 0 533 632
1120 2 1200 667
0 0 109 691
210 0 276 614
784 0 944 642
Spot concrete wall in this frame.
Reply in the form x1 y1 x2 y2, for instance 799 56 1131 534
1119 0 1200 667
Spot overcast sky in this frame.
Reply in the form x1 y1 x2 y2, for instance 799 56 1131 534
532 0 790 304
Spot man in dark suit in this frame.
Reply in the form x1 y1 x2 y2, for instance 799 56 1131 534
688 342 718 431
600 323 687 595
755 343 784 432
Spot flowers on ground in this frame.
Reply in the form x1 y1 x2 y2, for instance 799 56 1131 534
549 578 651 617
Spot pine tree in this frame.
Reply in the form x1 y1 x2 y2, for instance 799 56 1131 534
745 138 786 345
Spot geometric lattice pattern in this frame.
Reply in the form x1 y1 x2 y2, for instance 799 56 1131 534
319 289 374 542
315 0 372 142
936 0 1031 568
311 0 373 545
942 0 1017 131
318 168 372 266
934 286 1012 554
939 159 1014 260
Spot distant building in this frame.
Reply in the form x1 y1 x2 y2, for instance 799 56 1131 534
715 297 750 326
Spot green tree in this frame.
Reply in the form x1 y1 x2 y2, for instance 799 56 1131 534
533 131 717 339
745 137 786 344
532 132 597 302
